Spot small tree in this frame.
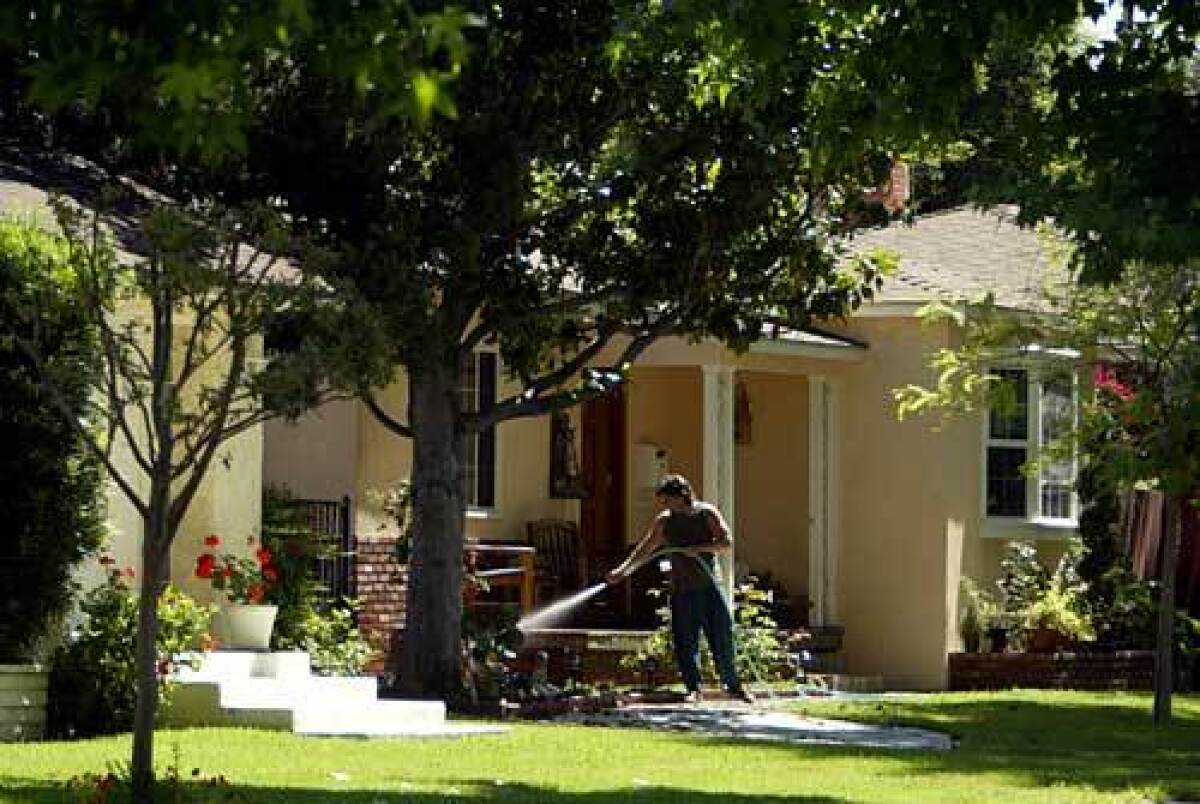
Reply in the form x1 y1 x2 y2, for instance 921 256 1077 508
9 194 321 796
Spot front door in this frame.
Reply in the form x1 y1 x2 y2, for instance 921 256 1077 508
580 389 626 581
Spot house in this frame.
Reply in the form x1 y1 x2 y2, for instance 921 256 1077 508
266 205 1079 690
1 146 1075 688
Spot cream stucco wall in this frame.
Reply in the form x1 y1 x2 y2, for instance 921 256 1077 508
264 399 359 501
733 372 809 597
832 316 978 689
624 367 705 543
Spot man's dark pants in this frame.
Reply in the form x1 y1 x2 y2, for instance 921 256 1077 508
670 583 740 693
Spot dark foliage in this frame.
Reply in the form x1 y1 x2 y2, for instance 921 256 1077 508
0 220 105 662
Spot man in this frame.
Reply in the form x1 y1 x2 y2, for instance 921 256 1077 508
606 474 754 703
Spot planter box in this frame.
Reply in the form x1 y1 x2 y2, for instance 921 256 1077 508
949 651 1154 691
0 664 47 742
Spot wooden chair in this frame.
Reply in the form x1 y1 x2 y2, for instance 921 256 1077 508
526 519 586 602
463 541 537 613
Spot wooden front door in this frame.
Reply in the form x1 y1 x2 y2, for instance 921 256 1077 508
580 390 626 586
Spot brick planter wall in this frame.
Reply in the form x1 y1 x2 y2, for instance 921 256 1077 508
354 535 407 675
949 651 1154 691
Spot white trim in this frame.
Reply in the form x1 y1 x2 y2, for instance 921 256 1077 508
980 365 1080 527
702 365 737 603
463 348 501 516
851 300 940 318
808 375 840 626
747 338 866 362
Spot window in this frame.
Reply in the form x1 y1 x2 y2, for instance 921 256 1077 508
461 352 497 510
985 367 1077 524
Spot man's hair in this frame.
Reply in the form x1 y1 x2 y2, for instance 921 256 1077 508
655 474 693 501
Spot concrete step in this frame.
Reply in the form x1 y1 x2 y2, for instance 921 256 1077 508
291 699 447 736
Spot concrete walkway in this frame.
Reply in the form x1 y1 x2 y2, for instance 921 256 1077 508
554 702 954 751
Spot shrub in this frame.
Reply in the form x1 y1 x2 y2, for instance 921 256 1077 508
0 218 106 662
622 577 790 686
274 603 375 676
959 577 997 652
47 570 214 738
1023 579 1095 643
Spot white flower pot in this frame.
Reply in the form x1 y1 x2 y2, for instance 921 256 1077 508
219 604 278 651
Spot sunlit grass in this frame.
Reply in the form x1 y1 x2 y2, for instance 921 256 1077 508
0 691 1195 802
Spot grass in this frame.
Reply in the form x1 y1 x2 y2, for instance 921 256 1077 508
0 691 1194 802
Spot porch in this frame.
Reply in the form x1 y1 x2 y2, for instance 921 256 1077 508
516 355 850 636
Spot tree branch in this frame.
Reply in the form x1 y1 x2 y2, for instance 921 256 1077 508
363 389 414 438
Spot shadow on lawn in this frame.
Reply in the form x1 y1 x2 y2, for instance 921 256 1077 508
709 694 1200 800
0 777 848 803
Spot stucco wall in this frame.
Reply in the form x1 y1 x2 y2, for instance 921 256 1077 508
734 372 809 598
264 399 359 501
624 367 705 543
832 316 978 689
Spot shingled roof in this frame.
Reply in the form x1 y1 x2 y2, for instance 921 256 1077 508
850 205 1066 311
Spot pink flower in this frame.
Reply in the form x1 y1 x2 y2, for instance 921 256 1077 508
1094 364 1134 402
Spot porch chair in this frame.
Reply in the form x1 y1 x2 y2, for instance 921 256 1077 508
525 519 587 603
463 541 537 613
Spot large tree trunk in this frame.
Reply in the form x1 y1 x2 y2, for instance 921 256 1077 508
394 361 467 699
130 498 168 803
1153 495 1181 726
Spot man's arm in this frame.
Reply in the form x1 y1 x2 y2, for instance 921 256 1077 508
696 504 732 554
605 516 666 584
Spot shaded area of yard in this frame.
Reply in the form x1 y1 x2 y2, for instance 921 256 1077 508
0 692 1195 802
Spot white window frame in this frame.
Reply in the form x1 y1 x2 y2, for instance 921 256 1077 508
982 364 1079 537
461 350 500 518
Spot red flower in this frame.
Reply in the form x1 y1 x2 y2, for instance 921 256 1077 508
195 554 217 580
1094 364 1135 402
247 584 265 604
204 534 221 547
223 563 234 578
255 547 273 566
263 565 279 582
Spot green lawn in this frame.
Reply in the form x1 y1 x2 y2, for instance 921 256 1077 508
0 691 1196 802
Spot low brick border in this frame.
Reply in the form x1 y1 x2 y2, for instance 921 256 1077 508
949 651 1154 691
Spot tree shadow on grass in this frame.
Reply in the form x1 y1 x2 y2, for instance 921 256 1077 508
689 695 1200 801
0 777 848 803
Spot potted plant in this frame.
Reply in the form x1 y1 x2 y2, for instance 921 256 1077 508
194 535 281 650
1023 581 1095 653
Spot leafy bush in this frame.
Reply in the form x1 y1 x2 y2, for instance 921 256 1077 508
622 577 790 686
996 540 1051 621
0 219 106 662
274 603 375 676
47 571 214 738
1023 579 1095 642
262 487 374 675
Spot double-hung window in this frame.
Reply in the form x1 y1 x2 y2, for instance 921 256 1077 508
985 367 1078 526
461 352 498 511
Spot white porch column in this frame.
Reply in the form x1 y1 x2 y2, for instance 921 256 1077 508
808 375 840 626
702 365 736 602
